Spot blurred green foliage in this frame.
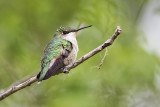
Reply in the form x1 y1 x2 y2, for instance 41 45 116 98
0 0 160 107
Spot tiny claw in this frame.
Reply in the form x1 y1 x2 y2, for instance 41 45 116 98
63 69 69 74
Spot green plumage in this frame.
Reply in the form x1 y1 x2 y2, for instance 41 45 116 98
37 25 91 82
39 36 71 81
54 26 74 37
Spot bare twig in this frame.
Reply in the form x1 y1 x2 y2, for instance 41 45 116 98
98 48 108 69
0 26 122 101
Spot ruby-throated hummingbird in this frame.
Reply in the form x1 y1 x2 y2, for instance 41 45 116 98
37 25 92 82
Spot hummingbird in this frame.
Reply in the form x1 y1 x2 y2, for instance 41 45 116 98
37 25 92 82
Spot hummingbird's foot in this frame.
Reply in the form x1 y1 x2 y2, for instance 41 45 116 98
63 68 69 74
63 70 69 74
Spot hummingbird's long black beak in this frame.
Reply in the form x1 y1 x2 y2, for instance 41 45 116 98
71 25 92 32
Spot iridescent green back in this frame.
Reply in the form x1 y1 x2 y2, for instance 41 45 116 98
39 36 71 80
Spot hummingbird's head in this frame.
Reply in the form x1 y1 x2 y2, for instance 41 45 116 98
54 25 92 37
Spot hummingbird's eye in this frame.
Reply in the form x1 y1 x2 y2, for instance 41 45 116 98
63 31 69 35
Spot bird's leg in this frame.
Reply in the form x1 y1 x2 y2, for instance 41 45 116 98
61 68 69 74
63 69 69 74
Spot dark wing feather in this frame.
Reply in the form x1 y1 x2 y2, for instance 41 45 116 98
42 49 70 80
37 37 72 81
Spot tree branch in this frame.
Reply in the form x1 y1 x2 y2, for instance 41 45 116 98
0 26 122 101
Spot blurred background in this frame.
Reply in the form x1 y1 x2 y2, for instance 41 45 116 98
0 0 160 106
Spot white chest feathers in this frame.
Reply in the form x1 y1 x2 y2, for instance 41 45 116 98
62 32 79 65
